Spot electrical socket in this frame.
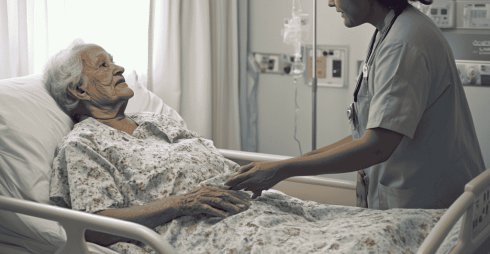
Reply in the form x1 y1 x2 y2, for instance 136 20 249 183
456 60 490 86
304 45 349 88
253 53 282 74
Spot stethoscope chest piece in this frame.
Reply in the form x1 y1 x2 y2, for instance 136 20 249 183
347 103 354 120
347 102 357 131
362 64 369 78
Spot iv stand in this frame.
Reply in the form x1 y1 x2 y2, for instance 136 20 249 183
311 0 317 150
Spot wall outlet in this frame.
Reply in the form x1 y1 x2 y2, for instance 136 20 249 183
254 53 281 74
456 60 490 86
304 45 349 88
253 52 297 75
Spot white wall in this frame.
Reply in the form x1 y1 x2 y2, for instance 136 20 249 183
465 87 490 168
249 0 489 182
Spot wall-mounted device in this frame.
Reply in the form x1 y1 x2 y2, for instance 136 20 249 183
456 60 490 86
416 0 456 28
463 2 490 29
304 45 348 88
253 53 290 74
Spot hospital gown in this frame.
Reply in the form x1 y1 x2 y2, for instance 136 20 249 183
49 112 454 254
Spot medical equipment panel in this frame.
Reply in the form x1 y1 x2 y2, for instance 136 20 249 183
462 2 490 29
417 0 490 29
416 0 490 86
304 45 349 88
419 0 456 28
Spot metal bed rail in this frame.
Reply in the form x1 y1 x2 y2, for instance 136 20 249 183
418 169 490 254
0 195 176 254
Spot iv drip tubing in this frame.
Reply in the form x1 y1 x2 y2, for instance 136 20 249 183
293 78 304 155
312 0 317 151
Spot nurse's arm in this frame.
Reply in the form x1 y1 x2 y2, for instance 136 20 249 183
277 127 403 177
302 135 353 156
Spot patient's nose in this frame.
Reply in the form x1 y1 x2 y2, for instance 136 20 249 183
114 64 124 76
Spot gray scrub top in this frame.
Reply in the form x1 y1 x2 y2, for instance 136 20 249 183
352 6 485 209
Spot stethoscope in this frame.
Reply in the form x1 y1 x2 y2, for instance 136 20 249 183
347 7 405 124
353 8 405 103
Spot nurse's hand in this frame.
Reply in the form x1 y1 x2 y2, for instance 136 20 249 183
225 161 285 199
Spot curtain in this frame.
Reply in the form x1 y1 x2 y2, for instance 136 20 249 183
0 0 30 79
237 0 259 152
0 0 149 79
148 0 241 149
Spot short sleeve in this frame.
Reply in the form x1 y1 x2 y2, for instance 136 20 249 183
49 139 125 213
367 42 430 139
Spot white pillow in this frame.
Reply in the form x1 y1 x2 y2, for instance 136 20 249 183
0 73 181 252
0 74 71 252
125 71 184 124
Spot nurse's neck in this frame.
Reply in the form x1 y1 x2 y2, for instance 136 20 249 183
367 3 391 31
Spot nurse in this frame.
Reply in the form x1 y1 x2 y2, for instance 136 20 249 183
226 0 485 209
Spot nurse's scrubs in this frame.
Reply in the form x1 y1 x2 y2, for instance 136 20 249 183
350 6 485 209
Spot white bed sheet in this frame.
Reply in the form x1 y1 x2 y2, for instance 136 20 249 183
114 193 451 254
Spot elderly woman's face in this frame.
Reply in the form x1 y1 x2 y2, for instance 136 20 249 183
79 45 134 107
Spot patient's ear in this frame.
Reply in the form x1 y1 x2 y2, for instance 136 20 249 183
67 83 90 101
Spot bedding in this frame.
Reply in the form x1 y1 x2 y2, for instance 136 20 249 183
49 112 456 254
115 195 449 254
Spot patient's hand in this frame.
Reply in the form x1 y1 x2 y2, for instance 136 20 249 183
177 186 250 218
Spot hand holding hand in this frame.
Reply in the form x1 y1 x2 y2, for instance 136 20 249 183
225 161 285 199
177 186 251 218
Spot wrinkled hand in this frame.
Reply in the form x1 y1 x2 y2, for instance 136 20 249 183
178 186 250 218
225 161 284 199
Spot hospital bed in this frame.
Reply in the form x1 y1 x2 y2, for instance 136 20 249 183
0 74 489 254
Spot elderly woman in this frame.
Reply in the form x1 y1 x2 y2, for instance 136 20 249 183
43 42 250 246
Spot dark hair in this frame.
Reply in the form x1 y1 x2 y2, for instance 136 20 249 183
377 0 433 13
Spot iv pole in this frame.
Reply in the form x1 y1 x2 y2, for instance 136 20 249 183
311 0 317 150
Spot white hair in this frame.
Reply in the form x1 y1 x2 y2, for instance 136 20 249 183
43 40 90 119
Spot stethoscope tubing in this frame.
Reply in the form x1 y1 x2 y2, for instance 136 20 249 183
353 7 405 103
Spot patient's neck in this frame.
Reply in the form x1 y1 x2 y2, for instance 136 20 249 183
77 113 138 135
97 116 138 135
78 102 138 135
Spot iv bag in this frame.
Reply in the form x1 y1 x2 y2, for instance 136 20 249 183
282 0 309 76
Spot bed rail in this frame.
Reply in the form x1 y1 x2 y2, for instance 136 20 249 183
417 169 490 254
0 195 176 254
221 149 490 253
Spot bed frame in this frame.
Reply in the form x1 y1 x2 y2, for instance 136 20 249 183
0 149 489 254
